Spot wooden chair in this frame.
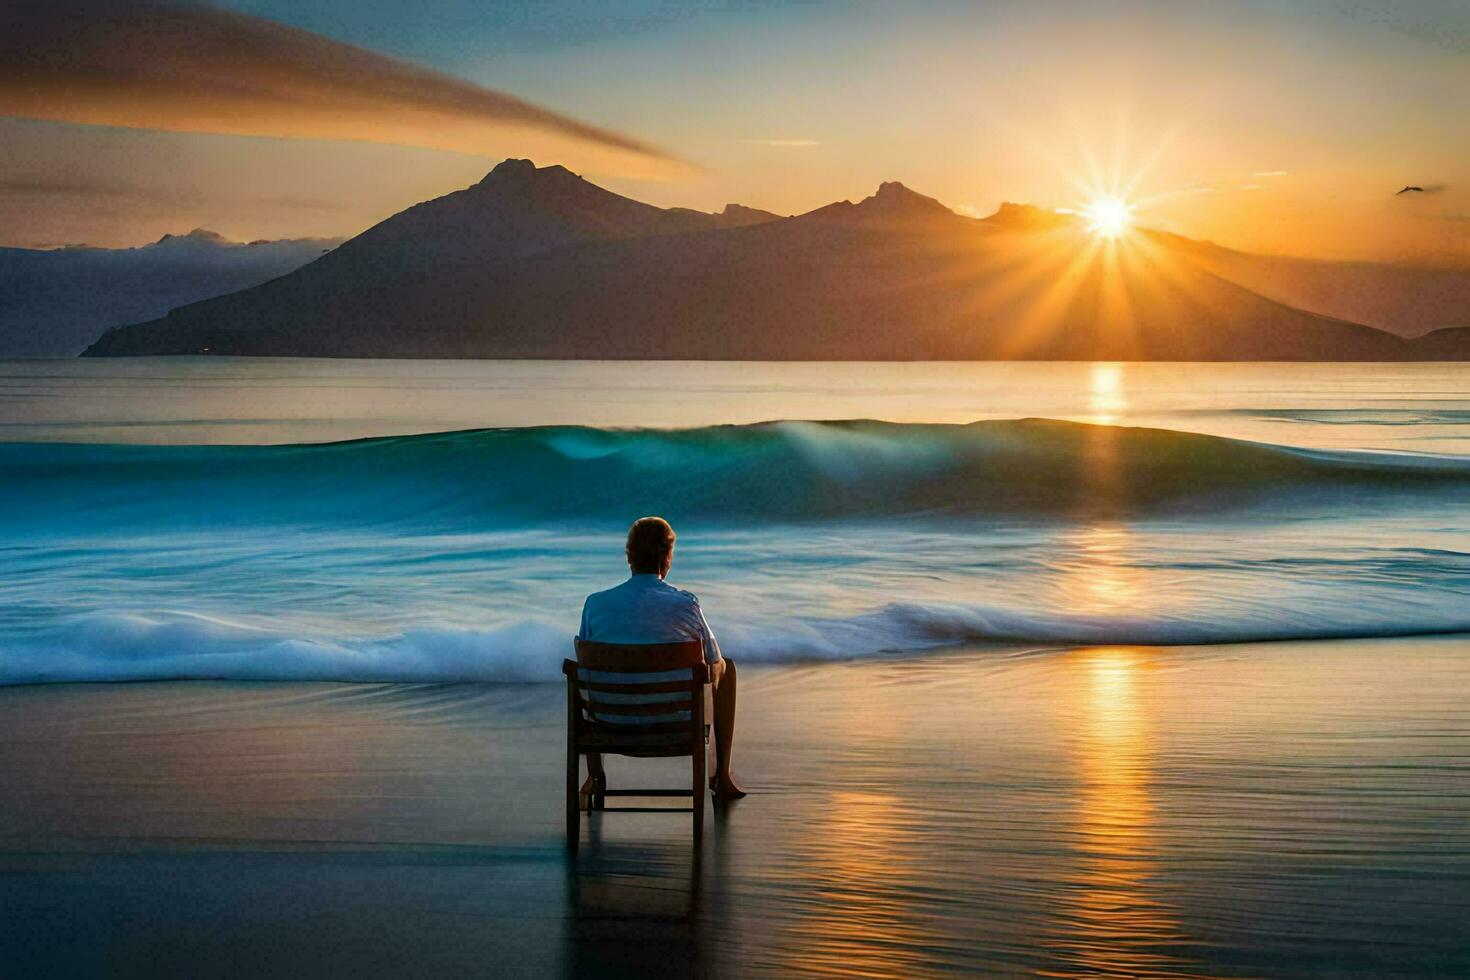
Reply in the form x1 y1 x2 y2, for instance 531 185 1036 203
564 638 710 853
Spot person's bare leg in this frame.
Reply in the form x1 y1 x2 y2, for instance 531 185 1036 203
709 658 746 799
580 752 605 808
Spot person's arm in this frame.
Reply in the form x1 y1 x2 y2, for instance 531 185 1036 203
690 595 723 665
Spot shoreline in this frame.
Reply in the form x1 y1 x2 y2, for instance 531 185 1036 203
4 637 1469 976
8 627 1470 689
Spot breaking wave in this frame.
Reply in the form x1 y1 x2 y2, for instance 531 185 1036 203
6 592 1470 687
3 418 1468 532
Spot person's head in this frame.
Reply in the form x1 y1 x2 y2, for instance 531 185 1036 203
626 516 676 578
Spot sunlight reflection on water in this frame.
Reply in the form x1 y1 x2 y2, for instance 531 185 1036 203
1087 362 1126 426
1047 648 1189 976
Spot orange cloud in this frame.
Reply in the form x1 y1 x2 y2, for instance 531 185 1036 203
0 0 688 180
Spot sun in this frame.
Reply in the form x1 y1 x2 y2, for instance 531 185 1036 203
1083 197 1134 238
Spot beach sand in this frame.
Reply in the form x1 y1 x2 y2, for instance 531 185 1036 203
3 637 1468 977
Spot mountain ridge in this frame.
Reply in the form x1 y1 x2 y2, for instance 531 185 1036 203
1 231 342 357
82 160 1469 360
1150 231 1470 337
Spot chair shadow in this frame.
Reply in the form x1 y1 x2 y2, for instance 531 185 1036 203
561 797 738 976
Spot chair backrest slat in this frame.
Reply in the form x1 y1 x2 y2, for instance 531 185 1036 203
578 698 696 717
577 678 699 696
575 639 705 673
582 719 692 735
573 638 705 733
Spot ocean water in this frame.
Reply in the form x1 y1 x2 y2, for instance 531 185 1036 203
2 359 1469 685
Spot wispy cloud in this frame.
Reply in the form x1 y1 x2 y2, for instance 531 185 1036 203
0 0 688 180
1175 171 1285 196
0 177 185 203
0 176 346 212
741 138 821 148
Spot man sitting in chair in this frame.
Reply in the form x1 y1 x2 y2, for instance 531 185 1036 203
580 516 747 801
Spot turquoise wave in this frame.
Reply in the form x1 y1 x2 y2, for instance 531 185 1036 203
3 418 1467 532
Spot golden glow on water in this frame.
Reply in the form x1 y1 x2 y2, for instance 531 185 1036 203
1076 649 1154 847
751 679 943 976
1087 363 1126 425
1063 523 1144 615
1049 647 1187 976
782 789 936 977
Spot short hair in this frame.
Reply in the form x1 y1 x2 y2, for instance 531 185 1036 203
626 516 676 574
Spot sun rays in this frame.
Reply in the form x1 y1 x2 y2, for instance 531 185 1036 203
1084 197 1134 238
944 128 1213 360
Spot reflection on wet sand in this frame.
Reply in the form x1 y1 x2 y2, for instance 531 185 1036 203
7 639 1470 976
777 789 942 976
1049 647 1189 976
729 662 996 976
562 832 711 977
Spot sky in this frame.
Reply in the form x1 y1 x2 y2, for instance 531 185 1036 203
2 0 1467 263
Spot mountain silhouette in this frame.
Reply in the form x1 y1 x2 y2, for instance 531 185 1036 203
2 230 341 357
983 203 1078 231
796 181 961 227
1154 231 1470 338
84 160 1468 360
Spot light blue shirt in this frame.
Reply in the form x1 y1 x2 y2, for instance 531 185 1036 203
579 574 723 665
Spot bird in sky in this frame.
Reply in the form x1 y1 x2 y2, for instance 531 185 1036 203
1395 186 1425 195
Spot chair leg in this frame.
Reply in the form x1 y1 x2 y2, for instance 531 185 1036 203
566 747 580 854
692 742 706 845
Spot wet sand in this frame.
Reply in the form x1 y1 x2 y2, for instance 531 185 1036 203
3 637 1469 977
